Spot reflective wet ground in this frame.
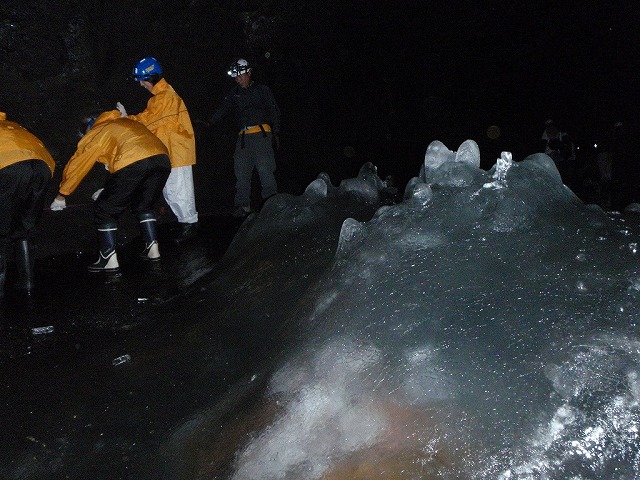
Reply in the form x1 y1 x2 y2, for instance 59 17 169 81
0 214 248 479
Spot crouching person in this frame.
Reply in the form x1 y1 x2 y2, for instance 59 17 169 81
51 110 170 272
0 112 55 297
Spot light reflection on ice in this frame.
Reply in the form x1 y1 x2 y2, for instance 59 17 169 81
232 340 388 480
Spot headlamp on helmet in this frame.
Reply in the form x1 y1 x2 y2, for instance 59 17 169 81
227 58 251 78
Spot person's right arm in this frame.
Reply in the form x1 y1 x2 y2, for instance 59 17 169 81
209 92 234 125
58 132 108 196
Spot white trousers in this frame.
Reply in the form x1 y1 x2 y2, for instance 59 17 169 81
163 166 198 224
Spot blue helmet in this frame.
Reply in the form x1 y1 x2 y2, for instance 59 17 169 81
133 57 163 82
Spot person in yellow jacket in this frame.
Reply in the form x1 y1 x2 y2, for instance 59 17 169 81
125 56 198 245
0 112 55 297
51 110 171 272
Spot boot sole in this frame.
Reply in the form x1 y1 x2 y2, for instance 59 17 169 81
87 266 120 273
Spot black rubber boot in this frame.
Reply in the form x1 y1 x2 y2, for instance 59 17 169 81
173 222 198 245
88 224 119 272
139 213 160 261
14 239 35 293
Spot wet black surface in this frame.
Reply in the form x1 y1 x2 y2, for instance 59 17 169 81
0 214 254 479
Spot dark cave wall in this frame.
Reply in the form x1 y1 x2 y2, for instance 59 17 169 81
1 1 236 156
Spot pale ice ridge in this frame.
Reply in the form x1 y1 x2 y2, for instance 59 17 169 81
483 151 513 189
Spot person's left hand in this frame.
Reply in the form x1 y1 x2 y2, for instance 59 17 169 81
272 134 280 150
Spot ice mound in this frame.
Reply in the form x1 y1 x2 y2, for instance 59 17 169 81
179 139 640 479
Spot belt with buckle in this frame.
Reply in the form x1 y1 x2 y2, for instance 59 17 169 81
239 124 271 135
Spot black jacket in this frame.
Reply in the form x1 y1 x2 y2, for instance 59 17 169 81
209 82 280 135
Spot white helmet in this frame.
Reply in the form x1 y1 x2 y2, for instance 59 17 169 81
227 58 251 77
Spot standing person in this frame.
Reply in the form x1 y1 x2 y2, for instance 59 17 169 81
50 110 171 272
0 112 55 297
127 56 199 244
209 58 281 217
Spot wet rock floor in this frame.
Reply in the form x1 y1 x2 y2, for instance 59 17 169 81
0 214 248 479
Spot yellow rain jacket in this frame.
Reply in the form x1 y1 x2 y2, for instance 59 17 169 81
0 112 55 174
128 78 196 168
59 110 168 196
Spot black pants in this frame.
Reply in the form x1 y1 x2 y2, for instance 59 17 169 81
0 159 51 251
94 154 171 226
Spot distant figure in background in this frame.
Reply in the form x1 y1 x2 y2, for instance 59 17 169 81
127 57 199 244
541 119 575 185
50 110 171 272
0 112 55 297
209 58 281 217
